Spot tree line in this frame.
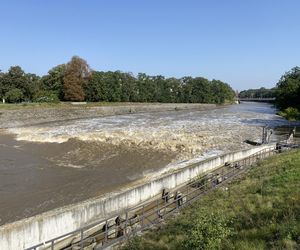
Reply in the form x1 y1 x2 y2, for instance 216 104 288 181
0 56 235 104
239 87 276 99
240 66 300 120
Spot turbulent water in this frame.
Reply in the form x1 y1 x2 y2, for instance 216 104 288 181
0 102 299 225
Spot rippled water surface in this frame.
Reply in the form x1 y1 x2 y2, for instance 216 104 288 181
0 102 299 225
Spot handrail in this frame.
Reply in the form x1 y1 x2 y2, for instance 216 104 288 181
25 147 276 250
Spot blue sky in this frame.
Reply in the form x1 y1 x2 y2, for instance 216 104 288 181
0 0 299 90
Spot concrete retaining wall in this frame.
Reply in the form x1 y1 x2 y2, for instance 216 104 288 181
0 144 275 249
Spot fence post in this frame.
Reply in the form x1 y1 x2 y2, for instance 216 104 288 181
186 184 189 201
156 199 160 220
141 205 145 228
80 228 83 249
125 211 128 237
105 220 108 242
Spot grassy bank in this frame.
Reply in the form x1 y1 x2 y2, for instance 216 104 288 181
123 150 300 250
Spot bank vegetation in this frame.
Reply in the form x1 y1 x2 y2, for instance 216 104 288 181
122 149 300 250
240 66 300 121
0 56 235 105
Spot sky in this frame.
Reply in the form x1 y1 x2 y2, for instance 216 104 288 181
0 0 299 90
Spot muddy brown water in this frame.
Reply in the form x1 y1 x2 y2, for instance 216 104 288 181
0 134 175 225
0 102 299 226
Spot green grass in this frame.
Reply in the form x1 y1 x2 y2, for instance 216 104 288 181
122 150 300 250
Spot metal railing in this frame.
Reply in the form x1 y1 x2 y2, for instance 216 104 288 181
26 147 277 250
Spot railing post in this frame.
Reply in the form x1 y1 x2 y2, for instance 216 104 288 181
141 205 145 228
51 240 54 250
105 220 108 242
186 184 189 201
80 228 83 249
125 211 128 237
156 199 160 219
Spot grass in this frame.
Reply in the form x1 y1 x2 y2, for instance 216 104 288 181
122 150 300 250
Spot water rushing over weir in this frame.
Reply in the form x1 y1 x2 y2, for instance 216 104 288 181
0 102 298 225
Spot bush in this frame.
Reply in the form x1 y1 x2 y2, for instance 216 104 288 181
33 90 60 103
278 107 300 121
181 212 232 250
4 88 24 103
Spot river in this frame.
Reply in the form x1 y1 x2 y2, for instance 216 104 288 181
0 102 299 225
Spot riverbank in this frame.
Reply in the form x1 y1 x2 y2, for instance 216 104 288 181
123 149 300 250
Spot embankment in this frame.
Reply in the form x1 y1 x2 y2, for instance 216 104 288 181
0 144 275 250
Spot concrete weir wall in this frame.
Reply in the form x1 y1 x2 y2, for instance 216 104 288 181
0 144 275 250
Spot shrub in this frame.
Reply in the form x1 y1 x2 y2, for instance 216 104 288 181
33 90 60 103
278 107 300 121
181 212 232 250
4 88 24 103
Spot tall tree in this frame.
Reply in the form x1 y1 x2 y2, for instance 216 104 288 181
41 64 66 100
63 56 91 101
276 66 300 110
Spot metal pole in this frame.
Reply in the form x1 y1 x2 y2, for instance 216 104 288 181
156 199 160 219
141 205 145 228
105 220 108 242
80 229 84 249
125 211 128 237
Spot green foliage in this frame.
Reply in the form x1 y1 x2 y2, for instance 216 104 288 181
41 64 66 100
239 87 276 99
33 90 60 103
278 107 300 121
4 88 24 103
86 70 235 104
1 56 235 104
121 150 300 249
276 66 300 111
182 212 232 250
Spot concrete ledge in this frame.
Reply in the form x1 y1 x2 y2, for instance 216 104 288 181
0 144 275 250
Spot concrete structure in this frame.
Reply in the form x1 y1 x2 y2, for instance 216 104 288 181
0 144 275 250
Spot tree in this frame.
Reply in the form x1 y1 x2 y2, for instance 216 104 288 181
5 88 24 103
63 56 91 101
41 64 66 100
276 66 300 110
0 66 42 102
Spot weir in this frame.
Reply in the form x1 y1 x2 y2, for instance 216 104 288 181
0 144 276 250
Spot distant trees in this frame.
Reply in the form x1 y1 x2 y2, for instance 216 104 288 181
239 87 276 99
0 56 235 104
0 66 41 103
86 72 235 104
239 67 300 120
63 56 91 101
